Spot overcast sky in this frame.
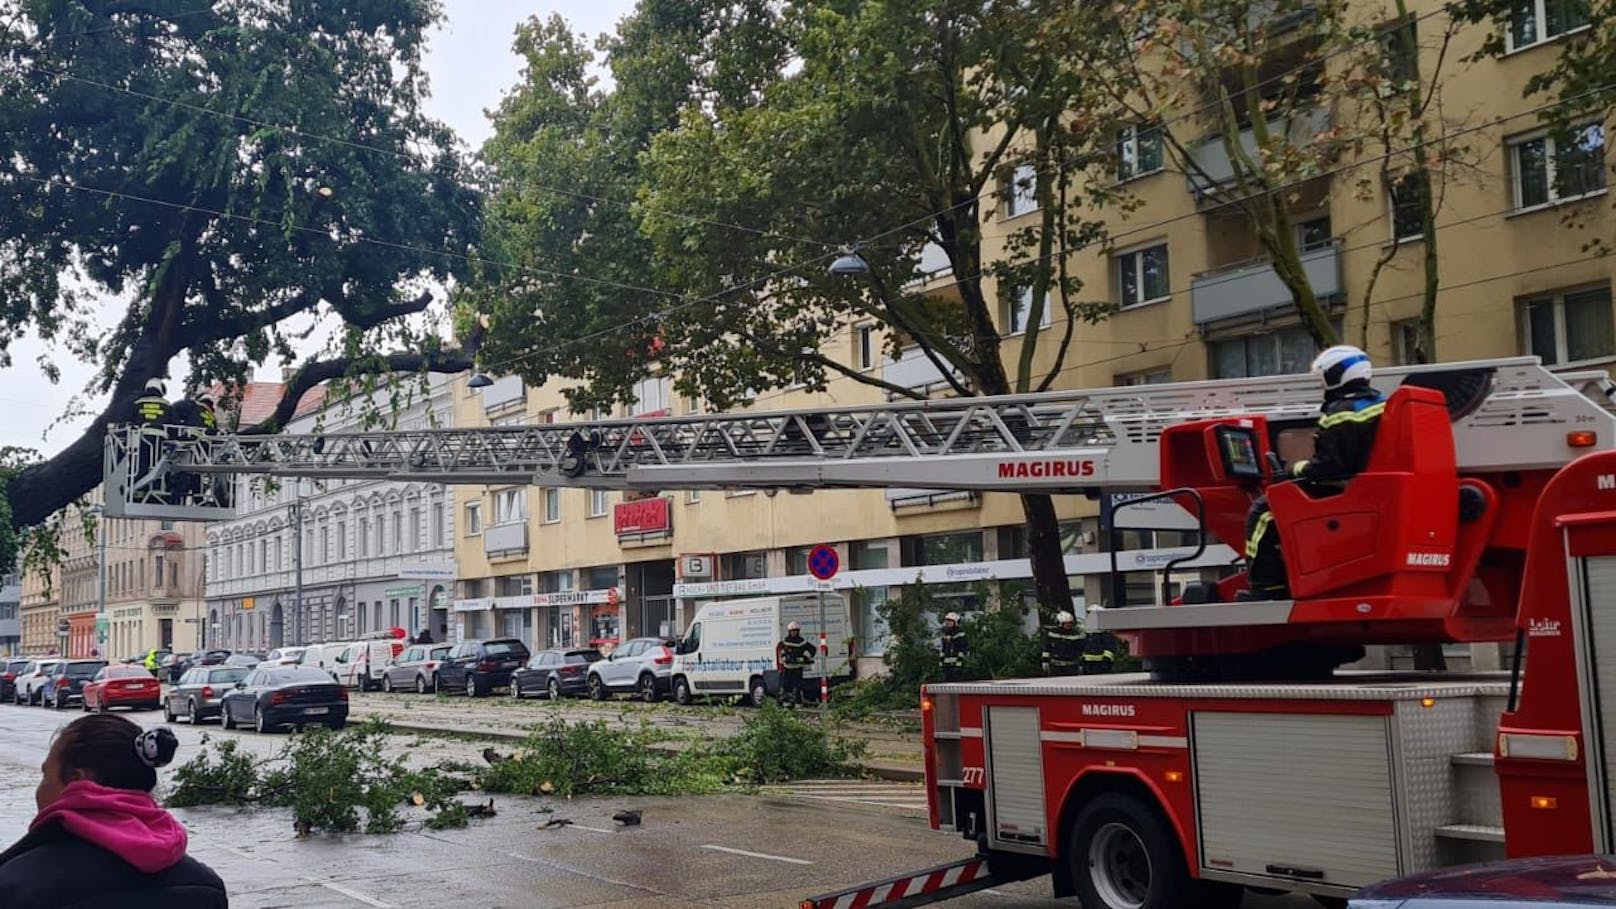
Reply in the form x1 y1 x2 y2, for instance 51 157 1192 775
0 0 634 457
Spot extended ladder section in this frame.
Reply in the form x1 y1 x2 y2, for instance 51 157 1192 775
103 357 1616 520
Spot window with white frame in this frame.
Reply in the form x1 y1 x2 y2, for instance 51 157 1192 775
358 518 370 557
1391 319 1424 365
856 325 875 370
493 488 525 525
687 488 701 504
1002 164 1038 218
463 502 481 536
1510 124 1606 210
1116 244 1170 308
337 520 348 558
1003 284 1053 334
543 488 560 524
431 503 445 547
588 488 610 517
1508 0 1589 50
1210 321 1341 379
1389 172 1429 241
410 507 422 551
1117 124 1164 181
392 510 403 553
1523 285 1615 367
320 526 330 563
1115 368 1173 386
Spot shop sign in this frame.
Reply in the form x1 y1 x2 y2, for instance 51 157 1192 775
532 588 620 608
613 497 671 536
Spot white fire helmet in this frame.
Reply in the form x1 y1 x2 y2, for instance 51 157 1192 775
787 621 801 631
1311 344 1373 390
944 612 960 623
1056 610 1076 624
143 377 166 396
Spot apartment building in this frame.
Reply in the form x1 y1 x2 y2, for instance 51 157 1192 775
0 571 20 656
446 1 1612 667
206 377 456 651
19 561 58 655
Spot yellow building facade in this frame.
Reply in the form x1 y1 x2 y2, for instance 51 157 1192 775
451 3 1611 665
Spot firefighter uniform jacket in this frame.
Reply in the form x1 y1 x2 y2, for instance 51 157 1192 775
1084 631 1119 665
778 635 815 669
169 398 205 434
132 393 171 427
1043 626 1084 669
940 625 968 667
1289 380 1387 485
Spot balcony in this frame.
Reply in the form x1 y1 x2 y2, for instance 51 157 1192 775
882 346 964 396
1191 240 1343 325
1186 105 1332 199
482 522 528 559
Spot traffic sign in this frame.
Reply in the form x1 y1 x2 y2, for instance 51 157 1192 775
808 544 840 581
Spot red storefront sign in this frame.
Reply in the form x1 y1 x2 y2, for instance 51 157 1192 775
613 497 671 536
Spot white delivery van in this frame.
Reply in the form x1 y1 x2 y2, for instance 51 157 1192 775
671 594 853 707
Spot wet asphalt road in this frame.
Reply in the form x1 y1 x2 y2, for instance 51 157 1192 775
0 703 1321 909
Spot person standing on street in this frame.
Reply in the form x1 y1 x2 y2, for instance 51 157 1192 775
939 612 968 682
0 715 227 907
1042 611 1085 677
776 622 815 706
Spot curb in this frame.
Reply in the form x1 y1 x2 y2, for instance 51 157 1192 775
383 720 927 783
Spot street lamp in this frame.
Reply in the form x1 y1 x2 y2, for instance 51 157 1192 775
828 249 871 278
88 503 107 658
468 372 495 389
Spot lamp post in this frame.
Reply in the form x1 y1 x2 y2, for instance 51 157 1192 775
88 503 107 658
290 481 306 644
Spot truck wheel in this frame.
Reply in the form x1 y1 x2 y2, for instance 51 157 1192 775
673 676 693 706
748 676 768 708
1067 792 1237 909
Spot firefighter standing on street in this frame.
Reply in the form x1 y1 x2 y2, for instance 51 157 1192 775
939 612 968 682
776 622 815 706
1245 345 1386 599
1042 611 1084 676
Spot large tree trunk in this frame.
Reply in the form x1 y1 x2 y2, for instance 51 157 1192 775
1020 493 1072 620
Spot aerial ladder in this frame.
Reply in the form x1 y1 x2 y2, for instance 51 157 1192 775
104 356 1616 907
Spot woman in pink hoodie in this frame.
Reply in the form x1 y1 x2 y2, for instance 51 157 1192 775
0 714 226 908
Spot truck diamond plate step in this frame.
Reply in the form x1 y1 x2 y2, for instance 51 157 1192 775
1435 823 1505 843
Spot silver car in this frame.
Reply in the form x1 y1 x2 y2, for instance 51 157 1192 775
163 665 250 724
382 644 451 693
584 637 675 702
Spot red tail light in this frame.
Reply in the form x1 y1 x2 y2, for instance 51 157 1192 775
271 691 290 705
561 666 582 675
2 673 13 681
478 660 499 671
424 661 437 670
654 648 672 666
201 686 214 698
337 688 349 702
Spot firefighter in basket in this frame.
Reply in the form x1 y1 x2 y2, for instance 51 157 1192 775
129 379 173 505
1244 344 1387 600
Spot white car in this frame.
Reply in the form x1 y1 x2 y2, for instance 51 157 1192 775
14 658 61 706
298 642 353 676
262 647 307 667
332 640 404 691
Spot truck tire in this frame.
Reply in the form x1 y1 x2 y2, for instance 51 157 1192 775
1066 792 1240 909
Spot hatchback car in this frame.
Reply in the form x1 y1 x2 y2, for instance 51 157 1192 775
14 659 59 705
164 665 250 724
1352 853 1616 907
382 644 452 693
81 665 162 712
436 639 530 697
585 637 675 701
511 648 603 700
262 647 306 667
42 659 108 709
0 658 30 701
220 666 348 733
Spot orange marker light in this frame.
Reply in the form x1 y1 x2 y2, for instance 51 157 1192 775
1531 796 1558 810
1569 431 1598 448
1164 770 1185 783
921 698 934 712
1421 697 1437 708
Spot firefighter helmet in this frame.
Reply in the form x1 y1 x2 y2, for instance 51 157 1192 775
944 612 960 623
1056 610 1076 624
143 377 166 396
1312 344 1373 391
198 392 217 408
787 621 801 631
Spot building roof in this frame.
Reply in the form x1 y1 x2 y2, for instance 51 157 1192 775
216 382 327 429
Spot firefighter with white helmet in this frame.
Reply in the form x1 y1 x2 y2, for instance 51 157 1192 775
939 612 968 682
130 378 173 504
1244 344 1387 599
775 620 815 706
1042 610 1084 677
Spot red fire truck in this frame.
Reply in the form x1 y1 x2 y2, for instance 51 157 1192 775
102 356 1616 908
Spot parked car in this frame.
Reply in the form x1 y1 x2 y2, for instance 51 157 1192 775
174 649 231 679
298 642 353 675
584 638 675 702
0 658 30 702
81 665 162 712
511 648 602 700
333 640 405 691
42 660 108 709
220 666 348 733
15 659 61 705
436 639 530 697
262 647 306 667
1352 854 1616 907
222 652 262 669
164 665 250 724
382 644 452 693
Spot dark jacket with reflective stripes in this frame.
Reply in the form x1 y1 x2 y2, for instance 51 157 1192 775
1043 627 1084 666
131 394 170 427
940 626 968 665
1290 381 1386 485
778 635 814 669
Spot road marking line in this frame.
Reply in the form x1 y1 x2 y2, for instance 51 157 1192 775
701 844 814 865
300 876 392 908
567 823 615 834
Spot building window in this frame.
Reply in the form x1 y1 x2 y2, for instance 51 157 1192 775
543 488 560 524
1524 285 1615 367
410 507 422 551
496 574 533 597
392 511 403 554
1391 319 1424 365
494 488 525 525
1211 323 1337 379
431 503 445 547
336 520 348 558
722 552 768 580
1508 0 1589 50
1116 368 1173 386
687 488 701 504
1297 215 1333 251
1002 163 1037 218
1117 124 1164 181
320 527 330 564
463 502 481 536
588 488 609 518
153 555 164 588
856 325 875 370
1510 124 1606 210
900 532 985 566
358 518 370 557
1003 284 1053 334
1117 244 1170 308
1389 172 1430 241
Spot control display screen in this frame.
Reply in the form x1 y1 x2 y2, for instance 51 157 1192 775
1215 426 1262 479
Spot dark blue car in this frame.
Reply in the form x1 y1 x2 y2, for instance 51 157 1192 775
42 660 107 709
1353 854 1616 907
219 666 348 733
